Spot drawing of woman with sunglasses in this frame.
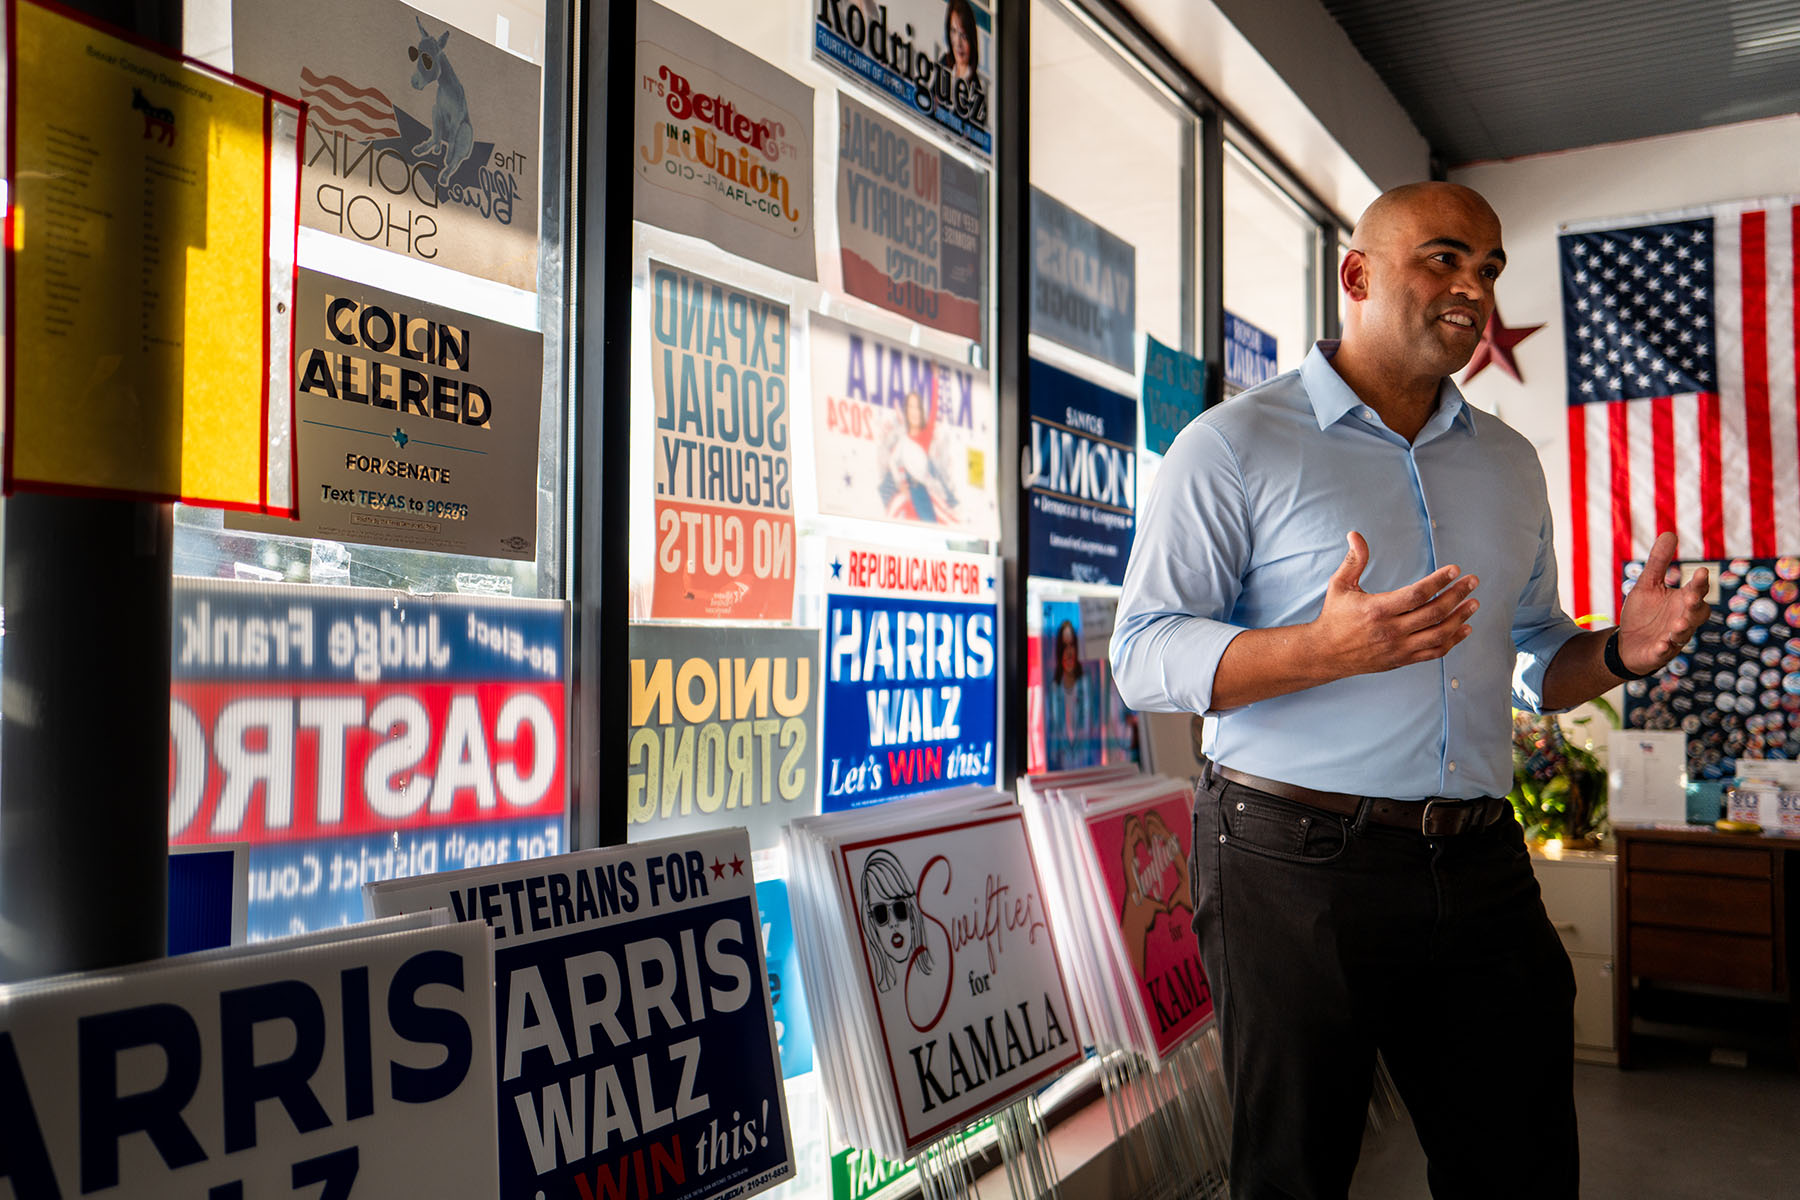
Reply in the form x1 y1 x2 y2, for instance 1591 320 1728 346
859 849 934 993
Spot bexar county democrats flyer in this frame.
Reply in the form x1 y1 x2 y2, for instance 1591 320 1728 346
1028 359 1136 586
814 0 994 161
822 540 999 810
230 269 545 560
636 1 816 280
649 263 796 621
169 578 568 940
0 920 499 1198
366 831 793 1200
810 314 999 539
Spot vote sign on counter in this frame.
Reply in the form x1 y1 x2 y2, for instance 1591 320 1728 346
0 921 499 1198
366 829 793 1200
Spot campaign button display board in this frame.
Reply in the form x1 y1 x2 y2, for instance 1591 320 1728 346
821 539 999 809
366 830 794 1200
0 920 498 1198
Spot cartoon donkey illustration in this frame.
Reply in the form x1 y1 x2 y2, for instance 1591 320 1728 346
132 87 175 147
408 17 474 193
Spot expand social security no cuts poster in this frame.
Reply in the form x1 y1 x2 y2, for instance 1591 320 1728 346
837 94 987 342
649 262 796 620
822 540 999 809
636 2 816 280
366 830 794 1200
838 812 1081 1152
811 315 999 538
233 0 541 291
168 578 568 941
813 0 994 161
1028 360 1136 585
627 625 821 851
230 268 544 559
1029 187 1137 373
0 920 500 1197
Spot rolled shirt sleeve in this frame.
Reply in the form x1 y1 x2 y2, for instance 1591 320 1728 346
1111 421 1250 715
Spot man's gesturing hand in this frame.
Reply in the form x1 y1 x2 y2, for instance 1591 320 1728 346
1314 531 1479 677
1616 531 1711 675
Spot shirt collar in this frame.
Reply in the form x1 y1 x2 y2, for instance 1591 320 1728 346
1301 340 1478 439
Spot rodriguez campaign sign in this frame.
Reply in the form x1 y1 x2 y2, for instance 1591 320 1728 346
822 540 999 810
366 831 793 1200
0 920 499 1198
169 578 568 940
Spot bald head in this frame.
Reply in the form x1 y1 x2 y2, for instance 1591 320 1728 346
1350 182 1500 255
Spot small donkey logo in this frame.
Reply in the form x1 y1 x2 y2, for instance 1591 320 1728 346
408 17 474 192
132 87 175 147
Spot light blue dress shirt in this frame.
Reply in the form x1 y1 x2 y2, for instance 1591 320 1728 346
1110 342 1582 801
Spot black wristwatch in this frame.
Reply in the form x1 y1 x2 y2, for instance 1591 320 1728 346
1603 629 1653 682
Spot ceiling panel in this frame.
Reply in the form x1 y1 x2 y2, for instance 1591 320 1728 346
1320 0 1800 164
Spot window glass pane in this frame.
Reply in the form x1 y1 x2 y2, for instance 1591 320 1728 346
1223 142 1318 377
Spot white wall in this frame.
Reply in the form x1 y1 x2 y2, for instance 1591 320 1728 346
1452 114 1800 613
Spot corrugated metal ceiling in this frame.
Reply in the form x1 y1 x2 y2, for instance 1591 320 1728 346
1319 0 1800 165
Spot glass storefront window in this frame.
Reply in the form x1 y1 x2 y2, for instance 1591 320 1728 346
1223 141 1320 376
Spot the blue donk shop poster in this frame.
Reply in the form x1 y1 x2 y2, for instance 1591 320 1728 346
366 829 793 1200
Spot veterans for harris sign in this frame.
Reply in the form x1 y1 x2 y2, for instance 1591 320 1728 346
822 540 999 810
366 830 793 1200
636 1 816 281
627 624 822 852
1028 359 1136 586
649 262 796 621
836 94 987 342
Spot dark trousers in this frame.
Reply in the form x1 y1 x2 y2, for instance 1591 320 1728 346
1191 769 1580 1199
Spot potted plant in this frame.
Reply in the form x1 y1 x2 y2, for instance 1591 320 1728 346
1507 703 1615 848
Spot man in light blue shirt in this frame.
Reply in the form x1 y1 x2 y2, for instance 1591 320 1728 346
1112 183 1710 1199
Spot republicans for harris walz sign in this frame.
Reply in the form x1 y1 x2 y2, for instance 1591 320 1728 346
366 830 793 1200
0 920 499 1198
649 262 796 621
232 0 542 291
229 268 544 561
627 625 821 852
1029 187 1137 374
1028 359 1136 586
170 578 568 940
822 540 998 810
814 0 993 161
839 812 1081 1154
636 2 816 281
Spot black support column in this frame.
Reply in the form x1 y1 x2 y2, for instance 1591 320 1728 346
996 0 1029 787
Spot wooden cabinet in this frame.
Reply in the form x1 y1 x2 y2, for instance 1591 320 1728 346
1530 849 1617 1064
1612 826 1797 1068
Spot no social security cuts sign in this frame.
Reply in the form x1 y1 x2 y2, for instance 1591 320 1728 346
822 539 999 810
366 830 793 1200
0 920 500 1198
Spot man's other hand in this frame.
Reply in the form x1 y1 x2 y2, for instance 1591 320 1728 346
1316 531 1480 676
1616 532 1711 674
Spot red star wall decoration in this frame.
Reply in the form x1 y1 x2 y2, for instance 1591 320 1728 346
1461 307 1544 383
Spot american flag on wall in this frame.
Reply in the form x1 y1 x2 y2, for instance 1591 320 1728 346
1559 200 1799 618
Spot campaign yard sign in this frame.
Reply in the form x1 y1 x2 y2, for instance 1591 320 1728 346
1029 188 1137 373
0 920 499 1198
822 540 999 809
627 625 821 851
636 2 816 280
1222 310 1279 394
813 0 994 161
810 314 999 538
366 831 793 1200
649 262 797 621
1027 360 1136 586
1083 788 1213 1061
757 876 816 1079
838 812 1081 1154
1142 335 1207 456
836 94 987 342
169 578 568 940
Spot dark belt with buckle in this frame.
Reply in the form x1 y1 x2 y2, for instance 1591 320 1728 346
1210 762 1509 838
